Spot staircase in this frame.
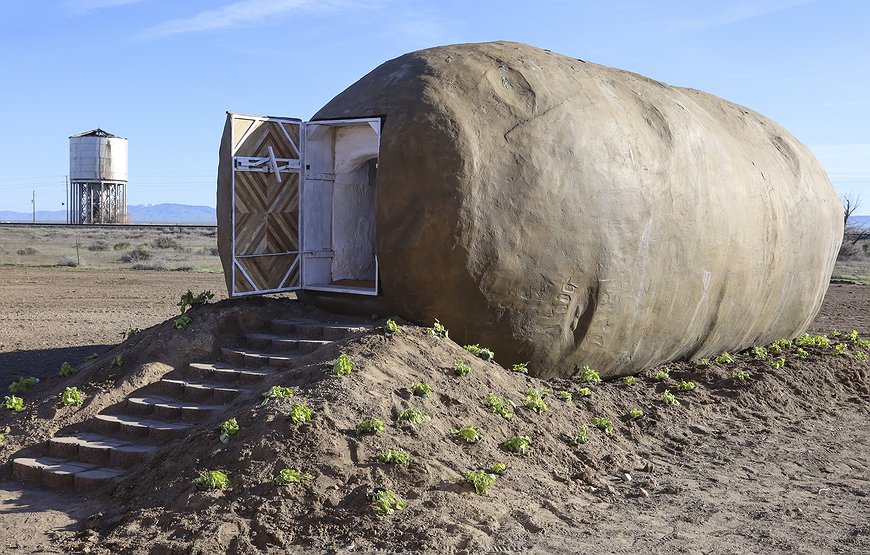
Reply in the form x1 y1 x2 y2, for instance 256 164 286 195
11 318 369 493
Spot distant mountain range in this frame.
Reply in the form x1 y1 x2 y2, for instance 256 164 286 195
0 203 216 225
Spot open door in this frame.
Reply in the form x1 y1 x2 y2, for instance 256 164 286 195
229 114 302 296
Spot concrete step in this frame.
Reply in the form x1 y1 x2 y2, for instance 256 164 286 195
220 347 303 368
48 432 157 469
125 395 223 422
185 362 276 384
158 378 252 402
269 319 371 340
12 456 126 492
245 333 332 355
92 413 192 443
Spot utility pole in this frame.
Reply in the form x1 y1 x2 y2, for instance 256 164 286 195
32 190 36 223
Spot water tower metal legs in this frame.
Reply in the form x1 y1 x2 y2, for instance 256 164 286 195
70 181 127 224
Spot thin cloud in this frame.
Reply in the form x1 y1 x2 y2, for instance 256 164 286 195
66 0 145 13
672 0 819 31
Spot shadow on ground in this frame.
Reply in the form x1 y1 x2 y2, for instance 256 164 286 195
0 345 113 382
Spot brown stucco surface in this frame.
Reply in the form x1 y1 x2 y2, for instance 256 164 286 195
218 41 843 378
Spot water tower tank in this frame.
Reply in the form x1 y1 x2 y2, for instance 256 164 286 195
68 128 128 224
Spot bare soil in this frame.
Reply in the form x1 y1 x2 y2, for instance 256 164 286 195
0 273 868 554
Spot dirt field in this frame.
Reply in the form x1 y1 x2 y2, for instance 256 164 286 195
0 270 868 554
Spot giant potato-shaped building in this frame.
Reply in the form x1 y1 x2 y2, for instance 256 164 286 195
218 41 842 378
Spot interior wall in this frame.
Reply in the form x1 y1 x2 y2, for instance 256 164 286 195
331 125 378 281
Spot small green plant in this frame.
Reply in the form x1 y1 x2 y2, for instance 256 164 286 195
378 448 411 464
847 330 859 342
8 377 38 394
451 425 481 444
425 319 449 338
628 408 644 419
714 352 734 364
0 432 5 445
511 362 529 374
198 470 229 490
454 359 471 377
178 290 214 313
579 364 601 383
172 314 192 329
260 385 294 406
275 468 313 485
491 462 507 475
661 390 679 406
652 369 670 381
396 407 430 424
696 358 711 367
796 348 809 360
834 343 848 355
796 333 831 348
464 344 495 362
856 338 870 350
622 376 637 386
356 418 385 435
61 387 83 407
771 338 792 351
121 327 141 340
676 380 696 392
484 393 514 419
523 388 549 413
288 402 313 423
219 418 239 443
752 346 769 359
58 362 77 377
3 395 24 412
410 381 432 398
369 489 406 516
84 353 99 361
592 416 614 436
558 390 573 402
503 435 531 455
732 369 751 382
464 469 496 495
855 350 869 361
830 330 842 338
384 318 402 336
567 424 589 445
577 387 593 397
769 357 786 369
110 355 124 368
332 353 354 376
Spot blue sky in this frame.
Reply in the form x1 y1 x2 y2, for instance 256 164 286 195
0 0 867 214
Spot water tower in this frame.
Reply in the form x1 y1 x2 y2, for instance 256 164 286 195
69 128 128 224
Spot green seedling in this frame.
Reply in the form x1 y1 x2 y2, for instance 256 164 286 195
0 432 5 445
653 370 670 381
856 338 870 350
451 425 481 444
84 353 99 361
491 462 508 475
834 344 848 355
288 402 313 423
385 319 402 336
333 353 354 376
378 448 411 464
121 327 141 340
260 385 294 406
523 388 549 414
661 390 679 406
567 424 589 445
592 416 614 436
503 435 531 455
219 418 239 443
356 418 385 435
198 470 229 490
676 380 696 392
8 377 38 394
275 468 313 485
796 348 809 360
796 333 831 348
454 359 471 377
558 390 573 402
622 376 637 386
425 319 449 338
579 364 601 383
855 350 869 361
769 357 786 369
110 355 124 368
847 330 859 342
464 469 496 495
172 314 192 329
628 408 644 419
464 344 495 362
61 387 83 407
3 396 24 412
577 387 593 398
369 489 406 516
830 330 842 338
59 362 77 377
396 407 430 424
732 369 751 382
511 362 529 374
752 346 769 359
696 358 711 367
410 381 432 398
771 338 793 351
178 290 214 313
484 393 514 419
714 352 734 364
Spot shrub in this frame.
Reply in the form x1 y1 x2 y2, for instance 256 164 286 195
87 240 110 251
275 468 313 485
579 364 601 383
451 425 481 444
61 387 83 407
153 237 180 249
356 418 385 435
113 241 132 251
396 408 429 424
464 469 496 495
369 489 406 516
198 470 229 490
219 418 239 443
332 353 354 376
288 402 313 423
484 393 514 419
378 448 411 464
464 344 495 362
16 247 37 256
57 256 78 267
454 359 471 377
119 246 151 262
503 435 531 455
